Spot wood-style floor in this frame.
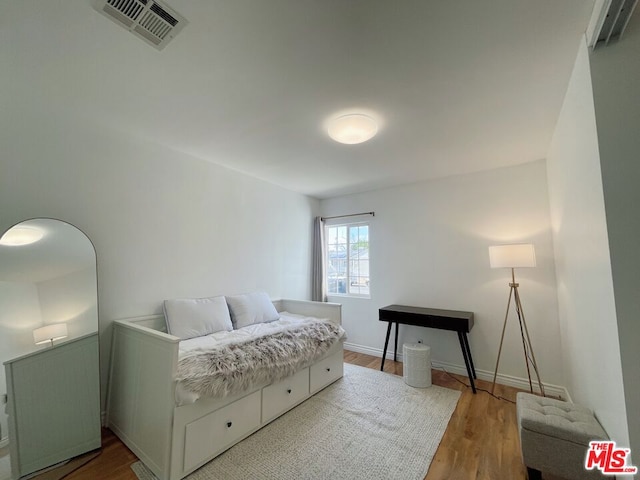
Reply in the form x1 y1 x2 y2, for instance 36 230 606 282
59 350 540 480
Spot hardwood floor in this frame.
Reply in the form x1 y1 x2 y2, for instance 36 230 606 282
63 350 535 480
344 350 531 480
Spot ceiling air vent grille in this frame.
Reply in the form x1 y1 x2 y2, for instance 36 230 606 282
93 0 188 50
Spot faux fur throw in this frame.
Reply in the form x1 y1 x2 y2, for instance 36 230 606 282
176 321 344 399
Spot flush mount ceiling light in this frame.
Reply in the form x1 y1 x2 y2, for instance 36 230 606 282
328 113 378 145
0 226 45 246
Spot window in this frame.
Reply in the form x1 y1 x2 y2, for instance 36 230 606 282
325 222 370 297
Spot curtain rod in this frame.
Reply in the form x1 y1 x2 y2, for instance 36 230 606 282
321 211 375 221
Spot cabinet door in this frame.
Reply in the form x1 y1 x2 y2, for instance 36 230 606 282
6 334 101 478
183 390 261 472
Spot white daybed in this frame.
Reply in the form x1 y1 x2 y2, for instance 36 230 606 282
106 298 343 480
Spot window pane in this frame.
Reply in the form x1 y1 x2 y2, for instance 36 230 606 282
337 259 347 276
358 259 369 278
349 275 369 294
349 226 358 243
337 226 347 242
327 226 336 245
327 274 337 294
325 222 370 297
328 275 346 294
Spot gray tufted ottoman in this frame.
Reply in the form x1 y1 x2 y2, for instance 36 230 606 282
516 392 608 480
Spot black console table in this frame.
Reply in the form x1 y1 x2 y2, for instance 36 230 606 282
379 304 477 393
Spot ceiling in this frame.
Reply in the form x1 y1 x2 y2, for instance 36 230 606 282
2 0 596 199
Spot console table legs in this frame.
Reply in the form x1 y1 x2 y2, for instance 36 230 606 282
380 322 393 371
458 331 477 393
380 321 477 394
393 321 399 362
460 332 476 379
380 321 400 371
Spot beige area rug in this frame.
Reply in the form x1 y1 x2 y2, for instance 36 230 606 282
132 363 461 480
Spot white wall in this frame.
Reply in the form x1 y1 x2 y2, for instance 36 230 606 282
590 13 640 458
0 113 319 412
546 37 629 447
321 161 562 390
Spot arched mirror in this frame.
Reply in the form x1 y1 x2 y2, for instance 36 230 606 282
0 219 100 480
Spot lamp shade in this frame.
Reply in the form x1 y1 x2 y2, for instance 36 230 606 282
33 323 68 345
489 244 536 268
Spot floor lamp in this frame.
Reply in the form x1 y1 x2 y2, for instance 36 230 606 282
489 244 545 397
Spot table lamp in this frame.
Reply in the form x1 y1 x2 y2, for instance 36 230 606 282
33 323 68 346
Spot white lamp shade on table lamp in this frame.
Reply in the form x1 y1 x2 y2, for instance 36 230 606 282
33 323 68 345
489 244 536 269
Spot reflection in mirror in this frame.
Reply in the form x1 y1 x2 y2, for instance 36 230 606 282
0 219 100 480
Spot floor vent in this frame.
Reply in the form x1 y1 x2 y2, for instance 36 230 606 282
592 0 638 48
93 0 188 50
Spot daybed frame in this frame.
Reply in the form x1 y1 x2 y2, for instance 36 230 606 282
106 299 343 480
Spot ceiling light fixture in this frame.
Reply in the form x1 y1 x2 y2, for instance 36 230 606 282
0 226 45 246
328 113 378 145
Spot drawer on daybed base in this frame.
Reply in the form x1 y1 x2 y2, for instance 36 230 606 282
262 367 310 423
310 350 344 394
183 390 261 472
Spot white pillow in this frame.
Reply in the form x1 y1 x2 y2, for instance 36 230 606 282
163 295 232 340
226 292 280 329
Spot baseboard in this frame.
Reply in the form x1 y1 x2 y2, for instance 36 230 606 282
343 342 570 400
344 342 393 360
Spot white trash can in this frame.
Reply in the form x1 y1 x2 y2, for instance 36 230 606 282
403 343 432 388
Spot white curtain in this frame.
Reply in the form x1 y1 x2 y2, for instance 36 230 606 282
311 216 326 302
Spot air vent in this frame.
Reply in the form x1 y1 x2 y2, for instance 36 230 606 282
592 0 638 48
93 0 188 50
